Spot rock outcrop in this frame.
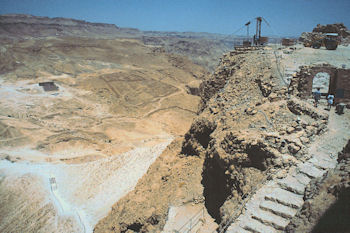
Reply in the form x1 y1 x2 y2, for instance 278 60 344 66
313 23 350 38
299 23 350 46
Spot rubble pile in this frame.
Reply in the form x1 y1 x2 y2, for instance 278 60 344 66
312 23 350 38
299 23 350 46
198 51 244 112
299 32 326 47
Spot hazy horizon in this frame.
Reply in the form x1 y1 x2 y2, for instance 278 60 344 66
1 0 349 37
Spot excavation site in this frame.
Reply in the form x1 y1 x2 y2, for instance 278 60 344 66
0 4 350 233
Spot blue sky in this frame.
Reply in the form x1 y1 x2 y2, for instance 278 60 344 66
1 0 349 36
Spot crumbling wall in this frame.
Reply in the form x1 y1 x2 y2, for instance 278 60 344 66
300 23 350 46
289 65 337 98
335 68 350 103
200 131 279 224
198 51 243 112
181 118 216 156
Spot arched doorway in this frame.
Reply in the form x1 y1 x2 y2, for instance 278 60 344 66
312 72 331 94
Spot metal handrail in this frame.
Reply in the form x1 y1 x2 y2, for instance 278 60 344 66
273 49 289 86
175 207 205 233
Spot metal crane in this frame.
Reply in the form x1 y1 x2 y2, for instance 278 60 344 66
254 17 262 45
254 17 270 45
232 16 270 49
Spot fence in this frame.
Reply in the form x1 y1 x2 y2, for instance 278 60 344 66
174 207 205 233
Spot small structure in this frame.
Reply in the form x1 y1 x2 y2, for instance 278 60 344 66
282 38 296 46
39 82 59 92
243 40 251 47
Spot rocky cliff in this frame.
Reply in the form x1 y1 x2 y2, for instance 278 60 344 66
181 49 331 229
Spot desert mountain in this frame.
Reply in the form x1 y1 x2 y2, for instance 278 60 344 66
0 14 239 71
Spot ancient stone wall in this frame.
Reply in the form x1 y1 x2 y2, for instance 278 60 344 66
335 68 350 103
290 65 350 104
290 65 337 98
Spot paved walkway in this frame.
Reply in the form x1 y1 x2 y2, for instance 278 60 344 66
226 111 350 233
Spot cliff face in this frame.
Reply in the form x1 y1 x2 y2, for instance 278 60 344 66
181 48 330 227
0 14 141 38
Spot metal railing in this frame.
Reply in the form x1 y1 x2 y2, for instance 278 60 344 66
174 207 205 233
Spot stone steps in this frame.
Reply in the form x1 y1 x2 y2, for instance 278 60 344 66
259 200 297 219
226 226 251 233
225 160 334 233
308 154 337 170
265 187 304 209
225 160 338 233
278 175 306 195
224 112 350 233
291 171 311 185
297 162 326 178
242 218 278 233
251 209 289 230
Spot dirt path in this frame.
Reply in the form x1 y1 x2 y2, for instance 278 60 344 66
142 87 184 118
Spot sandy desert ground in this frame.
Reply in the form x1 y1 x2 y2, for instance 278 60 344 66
0 35 207 232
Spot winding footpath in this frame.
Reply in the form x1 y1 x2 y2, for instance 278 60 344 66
226 111 350 233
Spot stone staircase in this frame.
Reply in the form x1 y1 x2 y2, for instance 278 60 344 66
225 112 349 233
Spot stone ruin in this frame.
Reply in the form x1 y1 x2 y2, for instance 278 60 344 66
39 81 59 92
289 64 350 106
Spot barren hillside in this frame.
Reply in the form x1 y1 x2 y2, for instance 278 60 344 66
0 14 238 71
0 21 209 232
